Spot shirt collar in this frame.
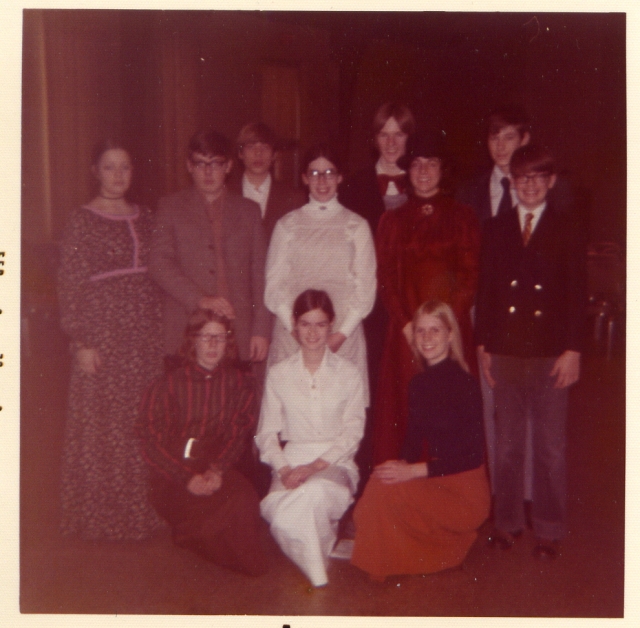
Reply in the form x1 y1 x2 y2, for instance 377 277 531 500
491 164 510 186
295 346 335 375
517 201 547 219
375 158 406 176
490 166 519 216
189 360 223 379
242 172 271 195
516 201 547 233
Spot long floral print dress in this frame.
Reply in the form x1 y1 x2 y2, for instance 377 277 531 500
57 205 166 540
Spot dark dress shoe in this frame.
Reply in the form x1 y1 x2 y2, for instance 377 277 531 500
532 539 560 560
487 529 522 550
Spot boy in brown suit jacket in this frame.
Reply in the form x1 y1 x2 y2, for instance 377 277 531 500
150 130 271 364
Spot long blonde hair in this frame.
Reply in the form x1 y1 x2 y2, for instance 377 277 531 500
411 300 468 372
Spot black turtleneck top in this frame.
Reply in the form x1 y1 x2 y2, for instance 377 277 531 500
400 357 484 477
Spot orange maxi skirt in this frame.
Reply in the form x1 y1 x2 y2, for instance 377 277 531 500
351 465 490 578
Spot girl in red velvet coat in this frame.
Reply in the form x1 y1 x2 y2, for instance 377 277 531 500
372 133 480 464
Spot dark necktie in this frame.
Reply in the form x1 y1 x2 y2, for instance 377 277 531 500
497 177 512 215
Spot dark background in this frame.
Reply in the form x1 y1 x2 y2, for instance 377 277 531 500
18 11 627 616
22 10 625 252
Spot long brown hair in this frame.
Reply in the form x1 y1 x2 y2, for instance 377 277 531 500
372 102 416 136
411 300 468 372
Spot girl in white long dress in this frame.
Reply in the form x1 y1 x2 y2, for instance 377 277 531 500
264 145 376 404
255 289 366 587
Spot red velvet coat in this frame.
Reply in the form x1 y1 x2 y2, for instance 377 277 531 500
372 193 480 464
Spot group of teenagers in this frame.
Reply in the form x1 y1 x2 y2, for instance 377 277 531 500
57 102 587 588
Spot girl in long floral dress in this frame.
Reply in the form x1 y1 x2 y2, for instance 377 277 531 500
58 141 165 540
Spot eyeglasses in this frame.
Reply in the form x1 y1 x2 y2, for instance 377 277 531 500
190 158 228 172
513 172 551 184
306 168 339 180
194 333 228 344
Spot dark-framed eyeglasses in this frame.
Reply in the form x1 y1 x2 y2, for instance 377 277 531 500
190 158 228 172
513 172 551 185
194 333 229 344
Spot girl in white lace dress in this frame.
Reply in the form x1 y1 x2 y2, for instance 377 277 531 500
264 144 376 405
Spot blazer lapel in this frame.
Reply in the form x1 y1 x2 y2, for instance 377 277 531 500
502 208 523 249
263 182 281 227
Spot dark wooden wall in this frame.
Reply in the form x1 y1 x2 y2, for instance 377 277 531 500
22 11 625 249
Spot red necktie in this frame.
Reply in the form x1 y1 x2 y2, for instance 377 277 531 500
522 212 534 246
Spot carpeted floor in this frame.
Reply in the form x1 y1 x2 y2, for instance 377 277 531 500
19 314 625 618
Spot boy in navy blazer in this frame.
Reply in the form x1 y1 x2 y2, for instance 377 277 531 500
475 145 587 559
458 106 575 497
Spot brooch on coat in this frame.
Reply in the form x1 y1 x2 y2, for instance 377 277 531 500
420 203 434 216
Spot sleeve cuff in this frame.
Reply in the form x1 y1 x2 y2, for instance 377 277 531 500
339 309 361 338
317 446 342 466
276 304 293 331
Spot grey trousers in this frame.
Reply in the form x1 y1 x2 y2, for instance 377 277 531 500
480 368 534 499
492 355 568 541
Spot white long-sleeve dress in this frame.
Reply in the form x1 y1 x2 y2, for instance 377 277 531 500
255 348 366 587
264 196 376 404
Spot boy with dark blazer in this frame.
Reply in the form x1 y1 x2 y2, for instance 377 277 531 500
458 105 531 225
458 106 574 497
475 145 587 559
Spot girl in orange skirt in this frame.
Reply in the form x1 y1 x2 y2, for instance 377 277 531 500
351 300 490 580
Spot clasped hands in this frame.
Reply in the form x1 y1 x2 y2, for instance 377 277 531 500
187 466 223 496
278 458 329 490
373 459 428 484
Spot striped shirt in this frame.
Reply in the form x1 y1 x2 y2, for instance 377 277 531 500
137 362 257 485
